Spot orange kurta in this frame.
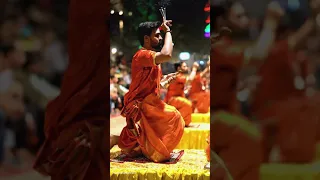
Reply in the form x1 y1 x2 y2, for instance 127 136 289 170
33 0 109 179
118 48 184 162
211 37 244 114
165 73 186 102
211 37 261 180
251 41 295 115
251 41 318 163
165 74 192 126
189 74 210 113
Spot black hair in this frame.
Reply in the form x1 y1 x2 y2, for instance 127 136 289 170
211 1 241 31
0 44 15 57
137 21 161 46
210 1 234 29
174 62 185 71
110 75 115 79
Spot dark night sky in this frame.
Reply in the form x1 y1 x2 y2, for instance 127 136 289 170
166 0 208 25
118 0 210 54
166 0 209 53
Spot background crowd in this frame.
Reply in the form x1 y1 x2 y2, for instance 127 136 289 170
0 0 68 168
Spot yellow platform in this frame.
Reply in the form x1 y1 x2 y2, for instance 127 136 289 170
110 146 210 180
258 143 320 179
176 123 210 150
261 163 320 180
192 113 210 123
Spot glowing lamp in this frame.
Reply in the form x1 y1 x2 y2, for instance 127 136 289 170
111 48 117 54
179 52 190 60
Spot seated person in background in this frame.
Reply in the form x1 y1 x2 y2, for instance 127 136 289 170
166 62 193 126
188 61 210 113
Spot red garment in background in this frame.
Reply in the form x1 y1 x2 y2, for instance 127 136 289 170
34 0 109 179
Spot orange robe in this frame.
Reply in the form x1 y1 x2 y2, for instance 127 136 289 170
211 37 243 114
211 37 261 180
267 98 318 163
167 96 192 126
33 0 109 179
251 41 317 163
118 48 184 162
206 136 233 179
166 74 192 126
211 111 262 180
189 74 210 113
251 41 301 115
165 73 186 102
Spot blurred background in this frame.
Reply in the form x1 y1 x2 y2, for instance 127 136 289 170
0 0 68 179
211 0 320 179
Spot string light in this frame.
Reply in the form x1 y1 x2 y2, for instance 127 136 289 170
111 48 117 54
204 2 210 38
204 24 210 38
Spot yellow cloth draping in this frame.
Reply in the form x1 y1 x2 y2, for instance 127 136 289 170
110 146 210 180
176 123 210 150
191 113 210 123
260 163 320 180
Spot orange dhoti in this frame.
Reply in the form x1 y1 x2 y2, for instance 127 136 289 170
190 91 210 113
167 96 192 126
258 97 319 163
118 93 185 162
211 111 262 180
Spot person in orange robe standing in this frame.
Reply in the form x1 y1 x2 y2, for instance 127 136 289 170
210 1 284 179
117 20 185 163
250 6 320 163
188 61 210 113
33 0 109 179
166 62 193 126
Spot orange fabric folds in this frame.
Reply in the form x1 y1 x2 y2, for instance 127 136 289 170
165 74 186 103
118 93 185 162
258 97 319 163
190 91 210 113
211 111 262 180
167 96 192 126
